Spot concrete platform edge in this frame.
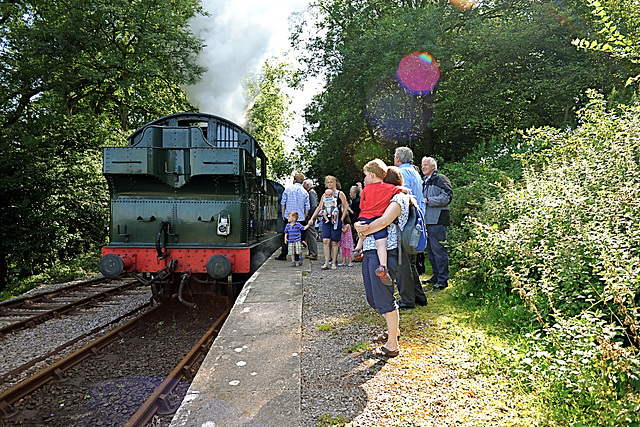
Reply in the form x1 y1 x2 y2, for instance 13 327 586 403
169 252 304 427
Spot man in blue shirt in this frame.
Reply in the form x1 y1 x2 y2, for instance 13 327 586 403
276 173 310 261
393 147 428 309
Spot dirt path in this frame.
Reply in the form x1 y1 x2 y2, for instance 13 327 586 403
300 257 538 426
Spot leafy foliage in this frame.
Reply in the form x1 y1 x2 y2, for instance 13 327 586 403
0 249 102 302
0 0 204 129
571 0 640 88
445 137 523 243
0 0 205 289
244 58 300 180
453 94 640 423
292 0 626 186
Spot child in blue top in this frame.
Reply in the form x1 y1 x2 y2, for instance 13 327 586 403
284 212 310 266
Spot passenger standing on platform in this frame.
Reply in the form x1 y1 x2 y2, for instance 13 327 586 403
354 163 410 358
393 147 428 309
321 188 340 227
307 175 348 270
353 159 402 286
348 185 361 228
338 215 354 267
284 212 310 267
303 179 318 260
413 163 426 276
348 185 362 262
421 157 453 290
277 173 310 262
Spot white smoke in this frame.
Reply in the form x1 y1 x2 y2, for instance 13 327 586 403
184 0 310 127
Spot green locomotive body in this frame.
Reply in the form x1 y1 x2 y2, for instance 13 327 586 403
99 113 282 301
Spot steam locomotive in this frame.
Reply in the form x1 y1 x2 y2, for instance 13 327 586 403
98 113 283 304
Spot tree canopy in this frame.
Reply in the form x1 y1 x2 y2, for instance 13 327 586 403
571 0 640 87
0 0 205 289
244 58 300 181
0 0 204 130
293 0 630 187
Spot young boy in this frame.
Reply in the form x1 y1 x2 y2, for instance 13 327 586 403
284 211 310 266
353 159 402 286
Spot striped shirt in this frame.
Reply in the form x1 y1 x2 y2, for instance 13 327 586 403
284 222 305 243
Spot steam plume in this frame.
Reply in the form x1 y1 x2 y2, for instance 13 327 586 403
184 0 309 126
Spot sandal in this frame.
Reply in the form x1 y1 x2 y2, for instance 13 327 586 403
371 346 399 358
331 265 337 270
321 264 329 270
373 332 401 343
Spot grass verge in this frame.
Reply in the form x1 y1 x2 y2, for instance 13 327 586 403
394 279 543 425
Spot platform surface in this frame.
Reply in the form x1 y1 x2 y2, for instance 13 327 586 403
169 253 304 427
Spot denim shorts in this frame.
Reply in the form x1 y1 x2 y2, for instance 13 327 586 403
360 217 387 240
321 216 342 242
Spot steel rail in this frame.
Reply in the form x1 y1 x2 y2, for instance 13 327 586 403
0 276 111 309
0 304 161 419
0 279 140 336
124 303 233 427
0 302 151 386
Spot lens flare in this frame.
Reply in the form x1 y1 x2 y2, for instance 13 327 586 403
395 52 440 96
449 0 475 10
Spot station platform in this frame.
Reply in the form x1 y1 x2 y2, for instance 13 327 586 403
169 251 304 427
165 242 525 426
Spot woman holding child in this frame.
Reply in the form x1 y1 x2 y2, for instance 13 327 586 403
355 162 409 358
307 175 349 270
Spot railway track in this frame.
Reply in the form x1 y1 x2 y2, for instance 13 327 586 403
125 303 231 426
0 294 232 426
0 304 163 420
0 277 152 393
0 276 142 335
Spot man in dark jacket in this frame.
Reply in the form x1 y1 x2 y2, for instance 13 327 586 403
303 179 318 260
421 157 453 290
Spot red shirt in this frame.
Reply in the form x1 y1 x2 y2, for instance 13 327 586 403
359 182 402 219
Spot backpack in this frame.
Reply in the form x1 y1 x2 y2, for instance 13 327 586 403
397 197 428 260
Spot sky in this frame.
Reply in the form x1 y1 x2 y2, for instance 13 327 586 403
184 0 318 150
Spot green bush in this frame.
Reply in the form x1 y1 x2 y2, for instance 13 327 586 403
446 137 523 236
0 249 101 302
453 92 640 424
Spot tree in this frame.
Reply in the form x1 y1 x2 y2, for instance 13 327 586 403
0 0 204 130
571 0 640 88
295 2 447 186
0 0 205 289
244 58 299 181
432 0 627 159
293 0 625 184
